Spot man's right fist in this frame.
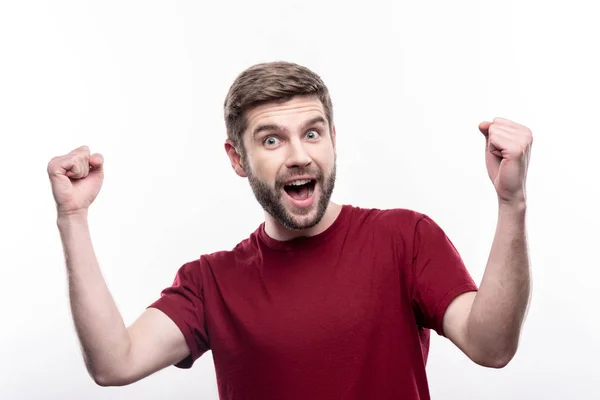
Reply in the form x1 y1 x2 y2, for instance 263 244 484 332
47 145 105 216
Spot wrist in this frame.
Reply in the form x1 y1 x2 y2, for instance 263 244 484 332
498 200 527 213
57 210 89 226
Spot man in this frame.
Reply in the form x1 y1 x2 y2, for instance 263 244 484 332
48 61 532 399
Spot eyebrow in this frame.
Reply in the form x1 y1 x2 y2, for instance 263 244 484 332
252 116 327 138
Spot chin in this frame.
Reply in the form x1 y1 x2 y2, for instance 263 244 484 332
251 171 334 232
279 200 326 231
288 211 320 230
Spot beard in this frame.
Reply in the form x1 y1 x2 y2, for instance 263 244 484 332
245 158 336 231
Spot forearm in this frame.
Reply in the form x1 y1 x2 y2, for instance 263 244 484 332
57 212 130 383
467 202 531 365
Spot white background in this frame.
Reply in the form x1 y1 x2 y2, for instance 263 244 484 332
1 1 598 399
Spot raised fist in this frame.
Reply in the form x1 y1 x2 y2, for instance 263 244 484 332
47 145 104 215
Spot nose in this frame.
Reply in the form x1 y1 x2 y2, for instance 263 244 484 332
285 138 312 169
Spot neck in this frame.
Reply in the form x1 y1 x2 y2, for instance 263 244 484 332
263 202 342 242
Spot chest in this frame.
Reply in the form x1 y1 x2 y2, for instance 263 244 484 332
204 240 413 364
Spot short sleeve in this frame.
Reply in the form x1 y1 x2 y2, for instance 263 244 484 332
148 258 210 368
410 215 478 337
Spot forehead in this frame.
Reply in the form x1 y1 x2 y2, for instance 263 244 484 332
245 95 326 132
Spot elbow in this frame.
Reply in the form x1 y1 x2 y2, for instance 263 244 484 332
84 354 134 387
92 373 114 387
477 352 514 369
91 372 131 387
90 368 118 387
85 362 115 387
88 366 130 387
470 344 518 369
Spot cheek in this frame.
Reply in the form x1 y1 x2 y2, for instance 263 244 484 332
249 154 281 182
316 147 336 169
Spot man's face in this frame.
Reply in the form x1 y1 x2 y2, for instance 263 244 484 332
238 95 337 230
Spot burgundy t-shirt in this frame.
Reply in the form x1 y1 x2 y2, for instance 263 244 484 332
149 204 478 399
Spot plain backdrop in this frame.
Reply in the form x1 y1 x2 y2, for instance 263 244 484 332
1 1 598 399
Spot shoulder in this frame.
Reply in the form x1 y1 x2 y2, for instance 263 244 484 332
344 204 428 233
196 230 261 271
164 226 262 289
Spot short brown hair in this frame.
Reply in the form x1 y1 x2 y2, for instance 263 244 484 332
224 61 334 154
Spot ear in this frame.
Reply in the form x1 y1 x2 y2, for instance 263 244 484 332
224 139 248 178
331 123 337 154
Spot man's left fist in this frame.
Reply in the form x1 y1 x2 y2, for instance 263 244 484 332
478 117 533 206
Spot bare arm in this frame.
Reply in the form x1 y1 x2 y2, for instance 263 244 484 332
443 202 531 368
58 212 190 386
49 146 191 386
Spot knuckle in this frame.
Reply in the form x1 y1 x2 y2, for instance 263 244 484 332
47 156 62 171
70 146 89 156
76 153 89 164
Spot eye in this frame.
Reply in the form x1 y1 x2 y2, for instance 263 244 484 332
306 129 320 139
263 136 280 147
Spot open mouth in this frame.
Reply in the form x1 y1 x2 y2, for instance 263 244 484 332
283 179 316 201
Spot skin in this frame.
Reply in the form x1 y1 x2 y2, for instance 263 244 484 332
47 95 345 387
225 103 533 369
48 95 532 387
48 148 189 386
225 95 342 241
443 118 532 367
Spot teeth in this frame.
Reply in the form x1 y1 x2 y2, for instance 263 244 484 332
286 179 311 186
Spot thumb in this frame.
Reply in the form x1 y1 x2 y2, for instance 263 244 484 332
478 121 492 137
89 153 104 171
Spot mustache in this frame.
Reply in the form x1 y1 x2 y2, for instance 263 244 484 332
275 169 324 189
